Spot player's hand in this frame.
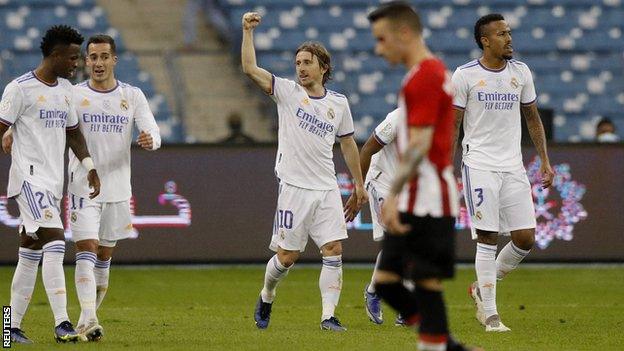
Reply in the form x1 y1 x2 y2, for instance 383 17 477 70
540 162 554 189
87 169 101 199
137 131 153 150
344 192 360 222
2 128 13 154
382 196 409 235
242 12 261 31
354 183 368 207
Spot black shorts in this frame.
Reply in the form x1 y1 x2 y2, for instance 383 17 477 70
378 213 455 281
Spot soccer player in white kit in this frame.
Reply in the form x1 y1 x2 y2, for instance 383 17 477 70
68 34 161 341
0 25 101 344
344 109 400 325
241 12 367 331
451 14 554 332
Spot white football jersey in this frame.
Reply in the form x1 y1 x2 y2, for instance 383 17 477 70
68 80 161 202
271 75 354 190
366 108 399 190
0 72 78 199
452 59 537 172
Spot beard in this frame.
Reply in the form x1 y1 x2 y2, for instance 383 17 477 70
503 53 513 60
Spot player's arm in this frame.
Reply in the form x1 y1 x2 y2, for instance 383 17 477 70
521 103 553 188
451 108 464 165
134 90 162 151
340 135 368 221
0 124 11 154
343 133 384 220
241 12 272 94
382 126 433 234
66 128 101 199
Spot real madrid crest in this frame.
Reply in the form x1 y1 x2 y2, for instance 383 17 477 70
44 209 53 220
510 77 519 89
327 107 335 119
120 99 129 111
71 212 77 223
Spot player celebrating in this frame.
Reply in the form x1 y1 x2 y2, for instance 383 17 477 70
241 12 367 331
69 34 161 341
369 2 481 350
0 25 100 344
451 13 554 332
344 108 402 325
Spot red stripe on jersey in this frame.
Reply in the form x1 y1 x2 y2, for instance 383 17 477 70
407 177 419 214
437 169 450 216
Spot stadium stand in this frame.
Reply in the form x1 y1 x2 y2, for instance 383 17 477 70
0 0 185 142
220 0 624 142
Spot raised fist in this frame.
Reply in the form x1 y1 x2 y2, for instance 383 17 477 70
242 12 261 30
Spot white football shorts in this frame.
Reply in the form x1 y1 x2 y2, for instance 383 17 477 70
366 179 389 242
68 193 133 247
15 181 63 237
461 164 536 240
270 182 348 252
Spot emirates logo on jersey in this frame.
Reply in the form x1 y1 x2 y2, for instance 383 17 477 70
120 99 129 111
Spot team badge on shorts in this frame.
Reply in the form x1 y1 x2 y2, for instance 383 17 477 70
70 212 77 223
327 108 335 119
44 209 53 221
475 211 482 220
120 99 129 111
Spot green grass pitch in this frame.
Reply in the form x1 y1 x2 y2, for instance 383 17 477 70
1 265 622 350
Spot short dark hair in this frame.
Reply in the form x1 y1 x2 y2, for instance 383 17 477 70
296 41 332 85
474 13 505 50
40 25 84 57
86 34 116 54
597 117 614 129
367 1 422 34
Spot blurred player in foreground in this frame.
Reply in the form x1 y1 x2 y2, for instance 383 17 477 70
0 25 100 344
368 2 482 350
69 34 161 341
241 11 367 331
452 13 553 332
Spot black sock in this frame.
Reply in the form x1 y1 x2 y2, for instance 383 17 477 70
376 282 420 323
414 287 449 336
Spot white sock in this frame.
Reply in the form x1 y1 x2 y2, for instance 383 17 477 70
367 251 382 294
475 243 498 319
260 255 290 303
320 255 342 321
496 241 531 280
10 248 42 328
94 258 111 309
42 240 69 326
75 251 97 327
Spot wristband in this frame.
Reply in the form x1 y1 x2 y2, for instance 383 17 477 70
82 157 95 171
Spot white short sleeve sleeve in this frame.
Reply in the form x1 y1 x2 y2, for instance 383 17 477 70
133 88 161 150
270 75 297 104
66 89 79 129
521 66 537 105
337 101 354 138
451 69 468 110
0 81 24 126
373 109 399 145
